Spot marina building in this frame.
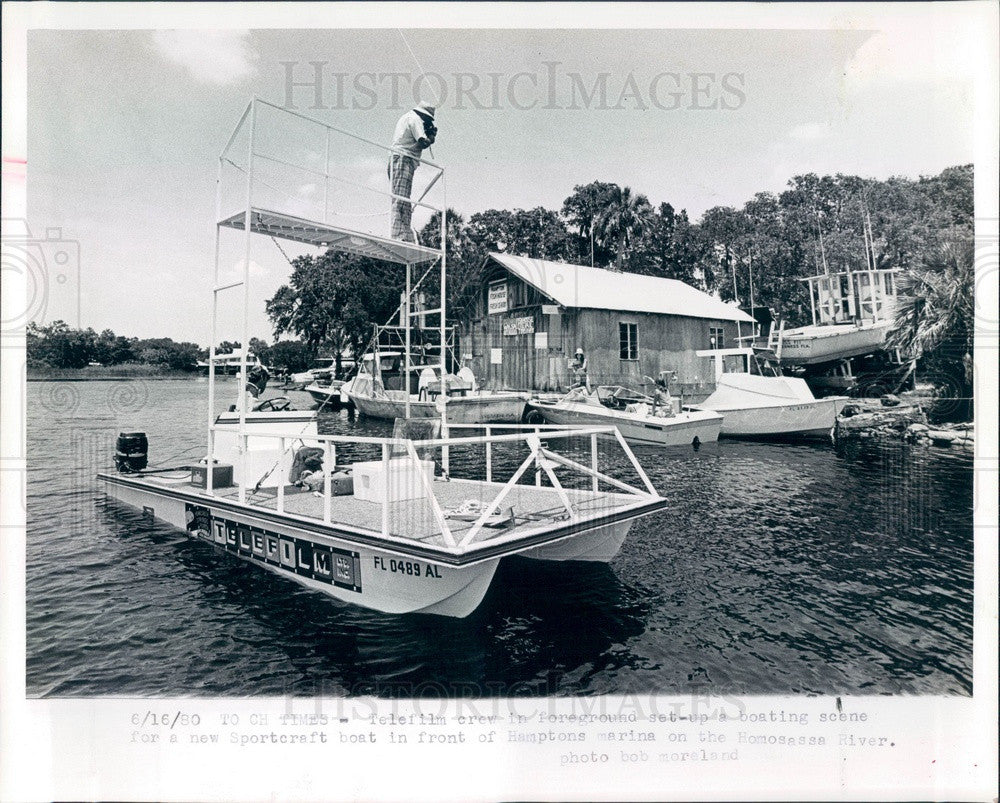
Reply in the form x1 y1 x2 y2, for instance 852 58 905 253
460 253 756 396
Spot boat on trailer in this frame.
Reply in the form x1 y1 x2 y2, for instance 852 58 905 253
98 98 668 618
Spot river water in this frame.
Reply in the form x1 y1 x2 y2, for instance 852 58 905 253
25 379 974 697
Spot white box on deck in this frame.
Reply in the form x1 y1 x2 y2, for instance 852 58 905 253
213 430 292 489
352 458 435 503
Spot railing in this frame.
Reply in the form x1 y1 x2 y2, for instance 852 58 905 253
203 425 660 555
218 97 446 238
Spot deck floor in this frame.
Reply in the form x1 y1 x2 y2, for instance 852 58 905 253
148 474 635 548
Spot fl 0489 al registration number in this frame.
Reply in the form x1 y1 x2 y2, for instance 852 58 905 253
373 556 442 579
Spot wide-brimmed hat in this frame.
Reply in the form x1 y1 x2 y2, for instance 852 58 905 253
575 348 584 356
414 103 436 119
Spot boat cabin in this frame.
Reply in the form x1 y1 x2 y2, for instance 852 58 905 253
697 347 783 382
804 268 899 327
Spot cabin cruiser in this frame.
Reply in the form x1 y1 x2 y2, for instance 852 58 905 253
688 347 848 438
525 382 722 447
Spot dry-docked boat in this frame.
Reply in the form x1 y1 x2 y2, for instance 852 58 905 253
525 386 722 447
771 267 900 366
688 347 848 438
98 98 668 618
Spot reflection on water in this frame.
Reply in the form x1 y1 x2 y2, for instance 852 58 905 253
26 381 973 697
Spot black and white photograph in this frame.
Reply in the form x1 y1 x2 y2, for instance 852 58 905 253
1 2 997 801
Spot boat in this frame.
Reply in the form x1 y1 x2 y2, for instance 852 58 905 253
771 267 900 366
525 385 722 447
687 347 849 438
97 97 669 618
346 352 528 424
196 347 263 376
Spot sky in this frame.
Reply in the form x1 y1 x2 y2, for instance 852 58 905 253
21 20 981 346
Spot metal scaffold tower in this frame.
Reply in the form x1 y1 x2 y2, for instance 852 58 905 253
208 97 447 501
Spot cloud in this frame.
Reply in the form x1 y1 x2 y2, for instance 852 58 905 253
150 30 255 85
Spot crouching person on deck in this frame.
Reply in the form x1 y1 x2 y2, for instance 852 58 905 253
388 103 437 242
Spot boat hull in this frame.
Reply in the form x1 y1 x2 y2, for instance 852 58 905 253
304 382 349 409
519 520 631 562
350 391 528 423
694 397 849 438
441 394 528 424
777 322 891 365
349 392 439 420
526 402 721 446
98 473 501 617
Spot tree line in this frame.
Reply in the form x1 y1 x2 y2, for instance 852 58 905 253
266 164 973 363
28 165 974 395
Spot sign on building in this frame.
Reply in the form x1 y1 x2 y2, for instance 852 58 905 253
488 281 508 315
502 316 534 336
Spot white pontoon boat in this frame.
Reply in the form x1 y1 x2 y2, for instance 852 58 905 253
98 98 667 618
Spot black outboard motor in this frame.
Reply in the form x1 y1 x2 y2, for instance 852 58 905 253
115 432 148 473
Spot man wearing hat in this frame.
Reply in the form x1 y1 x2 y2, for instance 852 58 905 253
388 103 437 242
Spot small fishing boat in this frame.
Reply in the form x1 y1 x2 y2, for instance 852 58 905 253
688 348 848 438
347 357 528 424
525 385 722 447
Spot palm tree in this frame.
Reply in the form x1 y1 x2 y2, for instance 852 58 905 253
596 186 653 271
887 237 974 417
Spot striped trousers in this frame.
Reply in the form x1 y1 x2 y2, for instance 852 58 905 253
388 154 418 242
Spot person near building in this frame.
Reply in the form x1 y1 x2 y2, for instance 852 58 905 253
570 347 589 391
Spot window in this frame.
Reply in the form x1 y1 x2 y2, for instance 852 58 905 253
619 322 638 360
709 327 725 349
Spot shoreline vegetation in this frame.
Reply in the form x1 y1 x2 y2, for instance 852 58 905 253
27 365 207 381
26 166 973 417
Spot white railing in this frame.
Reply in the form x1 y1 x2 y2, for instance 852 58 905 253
202 425 659 555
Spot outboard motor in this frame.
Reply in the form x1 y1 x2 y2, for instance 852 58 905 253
115 432 148 473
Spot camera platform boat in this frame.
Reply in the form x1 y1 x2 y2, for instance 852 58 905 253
97 98 669 618
98 424 666 617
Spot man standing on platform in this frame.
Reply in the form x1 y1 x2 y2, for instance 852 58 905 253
388 103 437 242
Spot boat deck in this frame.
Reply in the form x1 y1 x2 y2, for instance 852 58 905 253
108 470 648 552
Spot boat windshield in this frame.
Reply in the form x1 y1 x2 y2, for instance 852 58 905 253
749 352 782 377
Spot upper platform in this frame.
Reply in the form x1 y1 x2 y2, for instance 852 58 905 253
219 208 441 265
216 98 445 266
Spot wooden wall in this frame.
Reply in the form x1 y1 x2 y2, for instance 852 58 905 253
459 264 745 399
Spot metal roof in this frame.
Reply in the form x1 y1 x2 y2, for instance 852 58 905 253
219 208 441 265
488 253 755 323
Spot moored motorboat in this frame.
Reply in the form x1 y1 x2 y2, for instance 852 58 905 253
689 348 848 438
525 385 722 447
347 361 528 423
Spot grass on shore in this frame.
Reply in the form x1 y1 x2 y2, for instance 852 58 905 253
27 364 203 381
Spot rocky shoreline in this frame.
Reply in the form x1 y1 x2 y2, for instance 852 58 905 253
833 395 974 450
